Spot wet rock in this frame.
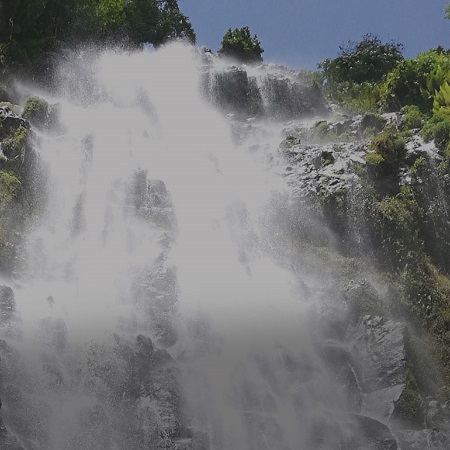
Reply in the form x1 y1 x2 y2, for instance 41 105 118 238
361 113 387 134
396 428 448 449
0 286 20 338
0 417 24 450
136 337 182 445
0 286 16 323
258 70 327 119
206 66 263 118
175 428 210 450
22 96 63 132
0 106 28 141
349 316 407 421
125 170 177 235
348 414 398 449
39 318 67 351
203 63 327 119
130 254 179 347
343 279 384 323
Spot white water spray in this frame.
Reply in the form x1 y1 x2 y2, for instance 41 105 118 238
0 43 369 450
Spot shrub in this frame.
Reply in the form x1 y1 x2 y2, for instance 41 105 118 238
368 125 406 172
1 125 28 162
401 105 424 130
365 153 384 166
325 81 382 114
364 125 406 195
375 192 422 267
381 49 450 112
0 170 21 212
421 109 450 151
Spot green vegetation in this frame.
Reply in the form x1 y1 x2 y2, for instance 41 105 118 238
0 171 21 212
318 40 450 125
0 0 195 71
1 125 28 165
393 366 423 424
318 34 403 113
22 96 49 128
381 48 450 112
401 105 424 130
319 34 403 85
218 26 263 64
0 170 22 275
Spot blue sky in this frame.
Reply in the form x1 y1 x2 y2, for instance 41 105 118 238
180 0 450 70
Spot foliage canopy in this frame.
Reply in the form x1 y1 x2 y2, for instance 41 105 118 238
381 48 450 112
218 27 263 64
0 0 196 67
319 34 404 85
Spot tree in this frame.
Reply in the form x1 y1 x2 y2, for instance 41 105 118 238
218 26 263 64
0 0 196 69
124 0 195 47
319 34 404 85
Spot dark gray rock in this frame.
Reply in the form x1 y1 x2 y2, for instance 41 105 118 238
349 316 407 421
125 170 177 237
0 286 16 324
174 429 210 450
0 417 25 450
348 414 398 449
396 428 448 449
0 286 20 338
203 63 327 119
257 70 327 120
205 66 263 118
0 106 28 142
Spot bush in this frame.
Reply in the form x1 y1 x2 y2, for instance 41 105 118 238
0 171 21 212
421 109 450 151
218 26 263 64
374 191 422 267
381 49 450 112
1 125 28 163
401 105 425 130
368 125 406 171
324 81 382 114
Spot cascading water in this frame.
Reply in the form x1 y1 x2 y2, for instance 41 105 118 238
0 43 399 449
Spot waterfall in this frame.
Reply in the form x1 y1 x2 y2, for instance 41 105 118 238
0 43 403 449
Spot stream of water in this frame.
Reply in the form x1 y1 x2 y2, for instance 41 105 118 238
0 43 379 450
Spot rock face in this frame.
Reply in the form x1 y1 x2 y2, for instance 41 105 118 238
125 170 179 347
0 417 24 450
202 61 328 119
0 286 20 339
349 316 407 421
0 286 16 324
0 106 28 141
0 105 29 170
